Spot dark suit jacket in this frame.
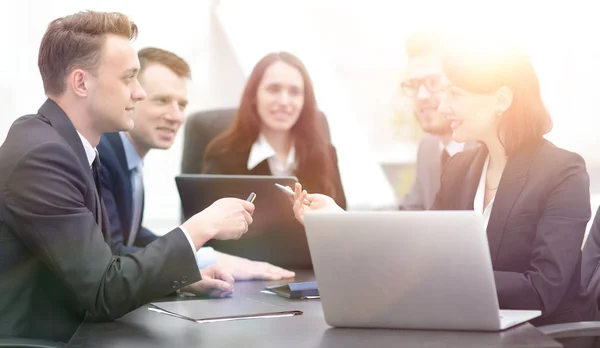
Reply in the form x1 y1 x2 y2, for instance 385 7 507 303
98 133 157 255
0 99 200 342
432 139 597 326
201 145 347 210
401 134 478 210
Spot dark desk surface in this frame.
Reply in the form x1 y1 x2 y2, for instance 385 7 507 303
67 271 561 348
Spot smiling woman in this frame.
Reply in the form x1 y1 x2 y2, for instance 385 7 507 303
289 30 599 331
428 33 597 329
201 51 347 209
438 36 552 156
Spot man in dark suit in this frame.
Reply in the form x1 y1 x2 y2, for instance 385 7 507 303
98 47 294 280
0 11 254 343
399 31 476 210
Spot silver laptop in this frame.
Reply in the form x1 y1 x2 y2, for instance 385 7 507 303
303 210 541 331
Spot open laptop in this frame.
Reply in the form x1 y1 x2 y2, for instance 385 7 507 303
175 174 312 269
303 210 541 331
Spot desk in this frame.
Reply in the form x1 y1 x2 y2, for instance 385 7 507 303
67 271 561 348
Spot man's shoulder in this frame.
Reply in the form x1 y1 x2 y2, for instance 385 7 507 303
98 133 122 153
97 133 124 169
417 133 441 146
0 113 66 164
0 113 82 191
6 113 55 143
415 133 442 160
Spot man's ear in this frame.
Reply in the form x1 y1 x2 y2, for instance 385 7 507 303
70 69 90 97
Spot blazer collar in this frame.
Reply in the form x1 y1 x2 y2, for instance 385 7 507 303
249 159 272 176
460 146 489 210
104 132 129 174
38 98 91 174
464 140 543 262
38 98 110 243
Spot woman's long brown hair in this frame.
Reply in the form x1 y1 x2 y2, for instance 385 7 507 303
203 51 338 198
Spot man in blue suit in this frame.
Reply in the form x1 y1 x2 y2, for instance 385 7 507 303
98 47 295 280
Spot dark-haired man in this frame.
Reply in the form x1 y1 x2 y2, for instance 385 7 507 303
399 31 476 210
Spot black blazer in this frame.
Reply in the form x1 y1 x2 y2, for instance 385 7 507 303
201 144 347 210
432 139 597 326
98 133 157 255
0 99 200 342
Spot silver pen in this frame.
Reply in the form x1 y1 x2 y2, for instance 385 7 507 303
274 183 311 206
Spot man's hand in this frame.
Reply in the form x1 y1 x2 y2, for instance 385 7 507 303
216 252 296 281
183 198 255 249
180 265 235 298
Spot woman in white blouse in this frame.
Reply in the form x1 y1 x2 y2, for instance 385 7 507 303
202 51 346 209
290 36 597 328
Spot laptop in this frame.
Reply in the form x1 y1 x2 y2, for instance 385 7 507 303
175 174 312 269
303 210 541 331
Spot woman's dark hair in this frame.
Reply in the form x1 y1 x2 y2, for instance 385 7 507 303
203 51 339 198
441 37 552 155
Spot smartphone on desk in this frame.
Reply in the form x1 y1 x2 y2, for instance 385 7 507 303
264 281 319 299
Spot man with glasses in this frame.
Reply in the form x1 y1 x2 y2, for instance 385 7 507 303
399 31 474 210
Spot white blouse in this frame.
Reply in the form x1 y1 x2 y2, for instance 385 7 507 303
473 156 495 229
247 134 296 176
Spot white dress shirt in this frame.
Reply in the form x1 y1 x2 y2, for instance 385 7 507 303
118 133 144 247
473 156 494 229
439 139 466 157
76 132 97 168
247 134 296 176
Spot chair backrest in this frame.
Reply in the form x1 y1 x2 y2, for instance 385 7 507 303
582 208 600 304
180 108 332 174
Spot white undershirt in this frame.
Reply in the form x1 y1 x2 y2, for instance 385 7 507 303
474 156 494 229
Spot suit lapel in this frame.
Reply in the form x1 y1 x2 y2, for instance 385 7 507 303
39 99 109 242
457 146 489 210
39 99 90 175
100 199 111 244
486 142 541 263
105 133 128 176
105 133 134 237
249 160 272 175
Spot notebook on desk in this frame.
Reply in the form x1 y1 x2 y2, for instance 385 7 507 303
149 298 302 323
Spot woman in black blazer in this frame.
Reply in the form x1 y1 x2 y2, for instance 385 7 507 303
201 51 346 209
290 37 597 327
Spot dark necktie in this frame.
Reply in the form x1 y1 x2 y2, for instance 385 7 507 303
92 155 103 201
91 154 104 232
441 149 450 169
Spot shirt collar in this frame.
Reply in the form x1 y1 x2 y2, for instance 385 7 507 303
247 134 295 171
119 132 143 171
439 139 466 157
76 131 97 168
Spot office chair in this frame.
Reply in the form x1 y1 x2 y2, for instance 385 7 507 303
180 108 332 174
0 338 65 347
537 210 600 340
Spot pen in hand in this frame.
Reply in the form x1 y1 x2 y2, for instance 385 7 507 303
274 183 311 206
246 192 257 204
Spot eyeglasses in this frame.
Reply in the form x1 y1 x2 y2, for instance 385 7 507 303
401 75 443 97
